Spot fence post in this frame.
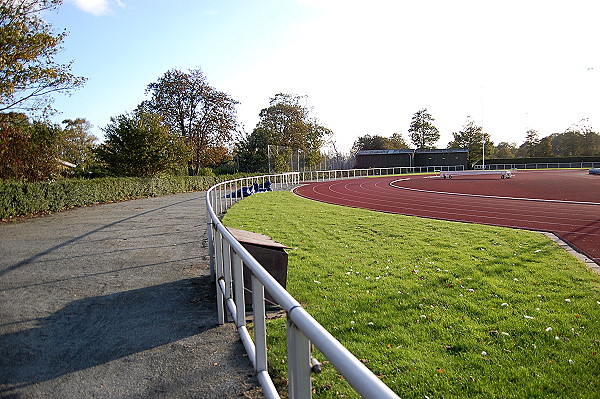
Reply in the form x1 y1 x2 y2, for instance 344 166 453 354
287 318 312 399
227 181 232 208
214 231 225 325
252 275 268 374
207 218 215 279
219 184 223 215
232 253 245 327
222 240 232 318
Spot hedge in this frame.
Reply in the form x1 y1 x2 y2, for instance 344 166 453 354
0 174 248 219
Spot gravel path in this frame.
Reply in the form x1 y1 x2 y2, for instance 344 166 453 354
0 192 263 398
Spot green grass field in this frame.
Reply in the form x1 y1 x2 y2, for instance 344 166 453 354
222 191 600 399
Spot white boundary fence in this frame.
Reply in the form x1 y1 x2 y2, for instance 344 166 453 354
483 162 600 170
205 166 463 398
297 165 464 182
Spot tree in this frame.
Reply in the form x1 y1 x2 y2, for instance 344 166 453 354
60 118 96 171
235 128 270 173
389 132 409 149
140 68 238 175
351 135 391 153
536 136 554 157
235 93 332 172
1 113 32 179
95 111 191 177
582 130 600 156
408 108 439 148
494 142 517 158
520 129 540 157
555 120 599 156
512 121 600 159
0 112 64 180
447 118 494 166
351 133 408 154
0 0 86 114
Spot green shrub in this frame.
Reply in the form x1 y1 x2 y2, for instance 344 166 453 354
196 167 216 177
0 174 246 219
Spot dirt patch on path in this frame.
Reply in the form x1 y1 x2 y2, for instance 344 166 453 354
0 192 263 398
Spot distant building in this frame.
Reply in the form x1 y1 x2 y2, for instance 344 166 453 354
355 148 468 169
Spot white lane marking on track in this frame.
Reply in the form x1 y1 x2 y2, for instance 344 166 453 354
296 179 599 233
389 179 600 206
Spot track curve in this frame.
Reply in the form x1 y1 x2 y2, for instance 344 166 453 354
294 170 600 264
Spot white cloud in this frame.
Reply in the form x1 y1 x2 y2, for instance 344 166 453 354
71 0 125 16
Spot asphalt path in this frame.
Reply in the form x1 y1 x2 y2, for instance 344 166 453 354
0 192 262 398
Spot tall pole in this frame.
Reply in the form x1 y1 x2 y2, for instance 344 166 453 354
481 83 485 170
482 136 485 169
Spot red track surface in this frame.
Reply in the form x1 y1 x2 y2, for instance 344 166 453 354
294 170 600 265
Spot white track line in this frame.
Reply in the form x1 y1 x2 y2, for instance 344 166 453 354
389 178 600 206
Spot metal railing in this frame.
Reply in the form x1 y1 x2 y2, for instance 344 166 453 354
207 169 447 398
483 162 600 170
299 165 464 182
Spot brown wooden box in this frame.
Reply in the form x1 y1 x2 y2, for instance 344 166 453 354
227 228 289 308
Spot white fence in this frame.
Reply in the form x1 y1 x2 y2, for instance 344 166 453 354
484 162 600 170
206 167 461 398
298 165 463 182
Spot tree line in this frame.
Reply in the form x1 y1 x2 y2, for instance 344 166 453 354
1 0 332 180
2 1 599 182
352 109 600 166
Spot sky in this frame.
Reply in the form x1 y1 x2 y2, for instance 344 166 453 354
45 0 600 153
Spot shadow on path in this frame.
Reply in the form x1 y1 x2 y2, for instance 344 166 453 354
0 197 199 278
0 276 216 393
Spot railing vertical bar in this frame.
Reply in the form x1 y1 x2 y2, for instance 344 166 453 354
218 184 223 215
226 181 230 208
287 319 312 399
252 275 268 374
222 240 232 311
232 252 245 328
207 218 215 279
214 230 225 325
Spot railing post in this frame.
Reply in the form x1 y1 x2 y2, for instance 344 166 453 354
219 184 223 215
214 231 225 325
219 239 233 323
252 275 268 374
223 240 232 301
207 219 215 279
232 252 246 327
227 181 231 208
287 318 312 399
219 184 225 215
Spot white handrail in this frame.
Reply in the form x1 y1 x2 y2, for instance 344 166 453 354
481 162 600 170
206 170 414 398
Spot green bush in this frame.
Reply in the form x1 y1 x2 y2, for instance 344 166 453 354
196 167 216 177
0 174 251 219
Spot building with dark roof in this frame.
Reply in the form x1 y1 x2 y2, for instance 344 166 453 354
355 148 469 169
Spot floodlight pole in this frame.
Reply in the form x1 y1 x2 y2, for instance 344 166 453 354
482 137 485 169
480 82 485 170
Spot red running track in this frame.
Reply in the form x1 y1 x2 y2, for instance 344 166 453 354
294 169 600 265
